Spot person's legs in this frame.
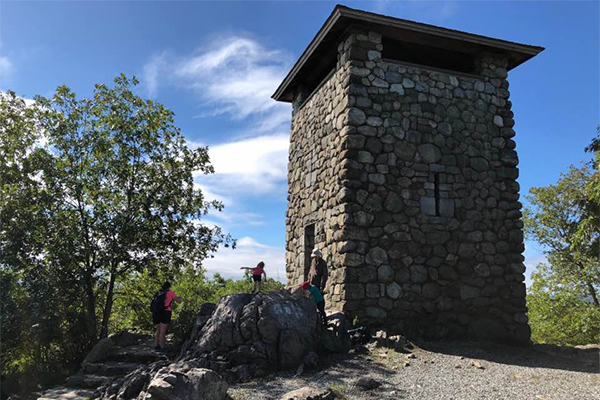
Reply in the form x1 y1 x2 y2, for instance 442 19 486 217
257 280 262 292
159 323 168 348
316 301 327 326
159 311 172 349
154 324 160 347
152 312 161 349
252 275 260 293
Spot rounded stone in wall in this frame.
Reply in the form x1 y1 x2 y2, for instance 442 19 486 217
378 264 394 282
366 306 387 319
366 247 388 266
410 264 428 283
474 263 491 277
386 282 402 299
347 108 366 126
471 157 489 172
417 143 442 163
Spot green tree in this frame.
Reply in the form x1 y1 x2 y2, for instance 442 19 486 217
1 75 231 343
524 163 600 308
584 124 600 153
528 263 600 345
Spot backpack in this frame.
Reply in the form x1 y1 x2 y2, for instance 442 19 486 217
150 290 167 313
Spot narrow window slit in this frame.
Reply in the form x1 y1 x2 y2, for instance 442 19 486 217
434 173 440 217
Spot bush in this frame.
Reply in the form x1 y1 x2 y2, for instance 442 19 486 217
110 267 285 345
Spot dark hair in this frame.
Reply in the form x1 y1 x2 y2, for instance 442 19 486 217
257 261 265 268
162 281 171 291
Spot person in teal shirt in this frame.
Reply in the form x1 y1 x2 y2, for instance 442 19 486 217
301 281 327 326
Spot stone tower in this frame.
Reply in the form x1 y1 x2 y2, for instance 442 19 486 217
272 5 543 344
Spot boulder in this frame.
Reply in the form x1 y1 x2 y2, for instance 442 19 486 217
180 291 320 381
326 311 352 333
110 331 146 347
94 292 326 399
319 328 351 353
95 360 169 400
144 367 228 400
84 337 116 364
178 303 216 357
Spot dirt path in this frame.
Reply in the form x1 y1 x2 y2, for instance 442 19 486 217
228 341 600 400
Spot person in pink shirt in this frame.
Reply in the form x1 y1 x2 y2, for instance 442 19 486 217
152 281 182 352
240 261 267 293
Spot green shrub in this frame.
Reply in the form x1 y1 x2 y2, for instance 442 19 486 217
528 263 600 346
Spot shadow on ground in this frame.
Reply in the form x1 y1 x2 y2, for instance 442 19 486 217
414 340 599 374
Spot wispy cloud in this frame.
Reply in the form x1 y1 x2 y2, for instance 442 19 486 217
0 42 14 88
142 52 168 99
203 236 286 281
141 35 292 136
0 56 12 79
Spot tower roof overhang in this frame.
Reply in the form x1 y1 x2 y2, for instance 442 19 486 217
272 5 544 103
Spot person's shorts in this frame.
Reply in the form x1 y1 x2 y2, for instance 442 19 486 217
252 275 262 282
152 310 172 325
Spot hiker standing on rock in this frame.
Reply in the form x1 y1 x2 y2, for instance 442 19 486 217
240 261 267 293
306 249 328 292
151 281 181 352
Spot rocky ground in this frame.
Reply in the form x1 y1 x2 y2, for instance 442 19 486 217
229 341 600 400
29 294 599 400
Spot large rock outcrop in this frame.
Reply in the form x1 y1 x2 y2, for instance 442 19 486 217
94 290 323 399
96 362 228 400
179 291 321 381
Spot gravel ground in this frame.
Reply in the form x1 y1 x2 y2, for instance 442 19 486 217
228 341 600 400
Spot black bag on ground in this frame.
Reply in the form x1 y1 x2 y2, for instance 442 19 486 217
150 290 167 313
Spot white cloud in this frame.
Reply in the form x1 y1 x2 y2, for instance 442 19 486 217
203 236 286 282
195 133 289 196
142 52 168 98
141 35 292 135
0 42 13 86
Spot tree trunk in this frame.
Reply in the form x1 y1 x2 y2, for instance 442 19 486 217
586 281 600 308
576 261 600 308
84 268 98 342
100 269 117 339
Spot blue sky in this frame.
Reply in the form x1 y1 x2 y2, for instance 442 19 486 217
1 1 598 284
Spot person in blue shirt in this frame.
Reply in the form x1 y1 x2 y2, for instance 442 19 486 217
301 281 327 326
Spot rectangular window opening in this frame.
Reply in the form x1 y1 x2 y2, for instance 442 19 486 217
382 37 477 75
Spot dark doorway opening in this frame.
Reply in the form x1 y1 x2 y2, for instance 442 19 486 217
304 224 315 277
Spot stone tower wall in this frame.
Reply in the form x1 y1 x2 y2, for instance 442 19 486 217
285 56 352 293
286 28 530 344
